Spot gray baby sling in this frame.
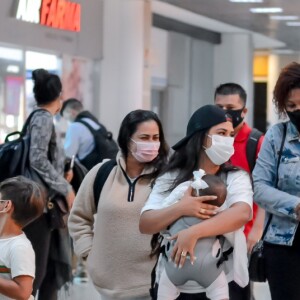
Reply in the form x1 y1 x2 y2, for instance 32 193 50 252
164 172 233 288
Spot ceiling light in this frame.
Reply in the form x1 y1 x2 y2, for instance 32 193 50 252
272 49 295 54
250 7 283 13
286 21 300 26
230 0 263 2
270 15 299 21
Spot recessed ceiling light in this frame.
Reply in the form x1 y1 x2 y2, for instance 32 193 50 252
270 15 299 21
272 49 295 54
230 0 263 2
250 7 283 13
286 21 300 26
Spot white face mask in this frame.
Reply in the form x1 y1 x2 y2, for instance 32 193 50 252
204 135 234 165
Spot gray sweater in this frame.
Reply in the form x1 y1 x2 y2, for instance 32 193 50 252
28 109 71 196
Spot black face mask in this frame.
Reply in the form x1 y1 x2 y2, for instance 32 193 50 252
225 108 244 128
287 110 300 132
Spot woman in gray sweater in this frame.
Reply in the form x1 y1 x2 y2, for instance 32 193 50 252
23 69 75 300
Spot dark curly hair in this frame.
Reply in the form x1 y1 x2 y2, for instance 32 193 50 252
32 68 62 105
273 62 300 118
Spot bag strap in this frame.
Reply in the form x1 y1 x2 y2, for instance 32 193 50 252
21 109 46 134
3 110 39 142
246 128 264 173
93 159 117 210
76 119 109 137
261 122 287 240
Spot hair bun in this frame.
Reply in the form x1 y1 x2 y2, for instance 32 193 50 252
32 68 62 105
32 69 50 83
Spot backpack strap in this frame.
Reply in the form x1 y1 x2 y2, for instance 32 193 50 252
246 128 264 173
76 119 108 137
93 159 117 210
21 109 47 135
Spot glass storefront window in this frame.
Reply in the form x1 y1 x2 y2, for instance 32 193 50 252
0 46 62 143
0 46 24 143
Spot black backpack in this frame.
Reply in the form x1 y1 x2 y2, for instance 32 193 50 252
92 159 117 210
246 128 263 173
0 110 43 182
76 119 118 170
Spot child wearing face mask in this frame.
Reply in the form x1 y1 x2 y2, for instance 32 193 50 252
157 170 248 300
0 176 45 300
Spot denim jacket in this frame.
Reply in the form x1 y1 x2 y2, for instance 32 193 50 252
253 121 300 246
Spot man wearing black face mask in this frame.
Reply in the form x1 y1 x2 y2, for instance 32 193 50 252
214 83 265 300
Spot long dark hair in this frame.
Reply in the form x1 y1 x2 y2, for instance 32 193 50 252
159 129 207 191
117 109 169 180
150 127 238 258
273 62 300 118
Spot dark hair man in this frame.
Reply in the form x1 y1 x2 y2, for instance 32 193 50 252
61 98 98 165
61 98 118 170
214 83 265 300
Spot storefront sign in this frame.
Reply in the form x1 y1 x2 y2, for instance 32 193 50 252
16 0 81 32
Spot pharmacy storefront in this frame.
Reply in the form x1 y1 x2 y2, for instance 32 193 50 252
0 0 103 142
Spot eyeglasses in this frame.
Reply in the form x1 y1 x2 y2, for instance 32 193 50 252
0 200 8 204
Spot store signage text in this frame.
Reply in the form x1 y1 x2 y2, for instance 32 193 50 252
16 0 81 32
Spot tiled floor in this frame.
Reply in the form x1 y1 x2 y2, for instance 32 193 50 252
57 280 271 300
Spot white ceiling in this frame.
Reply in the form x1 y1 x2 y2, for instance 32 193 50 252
155 0 300 52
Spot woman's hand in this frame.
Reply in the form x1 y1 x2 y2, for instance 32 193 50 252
169 228 198 268
247 228 262 253
64 170 74 182
66 189 76 210
177 186 219 219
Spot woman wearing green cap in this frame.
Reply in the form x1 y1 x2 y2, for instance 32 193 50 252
140 105 253 299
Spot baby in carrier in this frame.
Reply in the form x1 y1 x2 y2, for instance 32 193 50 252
158 170 230 300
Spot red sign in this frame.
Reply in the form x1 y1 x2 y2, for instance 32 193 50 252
41 0 81 32
16 0 81 32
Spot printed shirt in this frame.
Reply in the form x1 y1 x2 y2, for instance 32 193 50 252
28 109 71 196
253 121 300 246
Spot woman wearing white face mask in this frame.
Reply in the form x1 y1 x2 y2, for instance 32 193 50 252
68 110 169 300
140 105 253 300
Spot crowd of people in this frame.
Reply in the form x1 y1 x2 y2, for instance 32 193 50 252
1 62 300 300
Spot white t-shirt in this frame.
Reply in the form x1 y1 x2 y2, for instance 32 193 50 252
141 169 253 293
142 169 253 214
0 233 35 300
